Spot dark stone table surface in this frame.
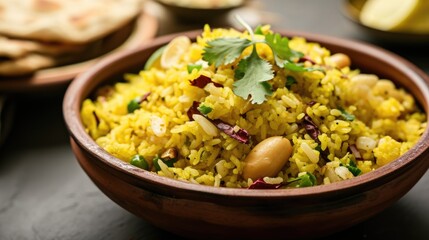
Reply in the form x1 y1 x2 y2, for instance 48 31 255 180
1 0 428 239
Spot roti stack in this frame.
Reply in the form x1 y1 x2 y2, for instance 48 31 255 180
0 0 144 76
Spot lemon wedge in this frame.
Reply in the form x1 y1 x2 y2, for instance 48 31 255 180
144 45 166 70
360 0 429 33
160 36 191 69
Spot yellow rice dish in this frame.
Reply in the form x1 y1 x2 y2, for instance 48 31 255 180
81 24 426 189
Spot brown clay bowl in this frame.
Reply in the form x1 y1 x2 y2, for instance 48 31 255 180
63 30 429 239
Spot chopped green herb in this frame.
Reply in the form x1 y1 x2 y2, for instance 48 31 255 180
130 155 149 170
198 104 213 115
127 98 141 113
187 63 202 73
346 159 361 176
339 108 355 121
287 172 317 188
286 76 297 89
346 165 362 176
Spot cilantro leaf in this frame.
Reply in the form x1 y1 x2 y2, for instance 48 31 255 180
234 56 247 80
254 25 264 35
284 62 324 72
203 38 253 67
264 33 323 73
265 33 303 67
284 62 307 72
233 48 274 104
202 18 321 104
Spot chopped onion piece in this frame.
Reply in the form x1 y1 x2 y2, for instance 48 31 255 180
301 142 319 163
193 114 218 136
158 159 174 178
303 114 321 142
356 136 377 150
150 116 166 137
335 166 354 180
187 101 250 144
349 144 362 159
248 178 283 189
190 75 223 88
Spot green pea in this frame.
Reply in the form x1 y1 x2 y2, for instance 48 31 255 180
127 98 141 113
130 155 149 170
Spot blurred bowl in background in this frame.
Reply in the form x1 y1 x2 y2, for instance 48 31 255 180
153 0 247 23
343 0 429 44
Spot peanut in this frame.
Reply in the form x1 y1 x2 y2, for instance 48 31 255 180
242 136 292 181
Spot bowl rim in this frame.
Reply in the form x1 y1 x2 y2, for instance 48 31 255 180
63 29 429 199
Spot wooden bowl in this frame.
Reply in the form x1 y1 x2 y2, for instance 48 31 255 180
343 0 429 44
63 30 429 239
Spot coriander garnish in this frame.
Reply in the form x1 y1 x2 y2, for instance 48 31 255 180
202 16 319 104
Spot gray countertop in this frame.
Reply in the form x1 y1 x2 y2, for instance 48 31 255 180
1 0 428 239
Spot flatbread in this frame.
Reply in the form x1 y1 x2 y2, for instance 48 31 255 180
0 54 56 76
0 0 143 44
0 36 86 58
